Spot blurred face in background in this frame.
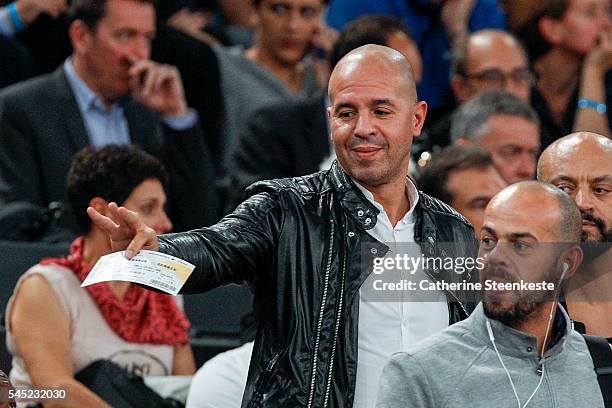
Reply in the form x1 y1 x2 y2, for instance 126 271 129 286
71 0 156 102
386 31 423 83
445 165 507 231
477 114 541 184
255 0 322 65
550 0 612 56
539 137 612 244
122 178 173 234
453 31 533 103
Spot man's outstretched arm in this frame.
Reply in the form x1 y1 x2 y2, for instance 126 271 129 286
88 191 283 293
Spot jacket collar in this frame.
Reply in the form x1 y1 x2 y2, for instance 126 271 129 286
329 161 381 231
329 160 423 232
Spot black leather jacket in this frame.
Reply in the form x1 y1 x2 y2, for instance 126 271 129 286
158 162 479 407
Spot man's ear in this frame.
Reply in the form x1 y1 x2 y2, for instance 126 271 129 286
69 20 92 56
412 101 428 138
538 16 564 47
559 245 584 282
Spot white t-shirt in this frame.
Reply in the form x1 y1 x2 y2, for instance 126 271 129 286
186 341 254 408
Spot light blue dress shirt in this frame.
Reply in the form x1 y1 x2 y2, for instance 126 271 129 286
63 58 197 148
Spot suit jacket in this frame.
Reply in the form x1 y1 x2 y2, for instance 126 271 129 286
226 90 329 212
0 34 33 90
0 66 217 233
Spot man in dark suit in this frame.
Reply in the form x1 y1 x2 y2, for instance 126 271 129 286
0 0 216 233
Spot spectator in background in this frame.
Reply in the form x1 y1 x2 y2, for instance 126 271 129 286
157 0 225 46
451 90 541 184
326 0 506 115
418 145 506 231
5 145 195 408
329 14 422 84
509 0 612 146
426 29 534 149
451 30 532 103
226 14 422 210
538 132 612 338
214 0 326 164
0 0 216 233
215 0 257 46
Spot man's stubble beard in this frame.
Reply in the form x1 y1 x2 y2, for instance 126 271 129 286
482 263 560 328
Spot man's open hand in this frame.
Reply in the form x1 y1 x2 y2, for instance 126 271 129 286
87 202 159 259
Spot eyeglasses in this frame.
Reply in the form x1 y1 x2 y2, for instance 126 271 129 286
464 68 535 88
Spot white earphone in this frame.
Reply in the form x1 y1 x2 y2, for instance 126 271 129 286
562 262 569 276
485 261 569 408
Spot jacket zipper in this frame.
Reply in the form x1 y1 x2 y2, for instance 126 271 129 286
422 264 469 318
322 248 347 407
306 219 335 408
247 349 283 408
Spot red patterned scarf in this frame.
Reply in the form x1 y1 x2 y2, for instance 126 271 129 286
41 237 190 345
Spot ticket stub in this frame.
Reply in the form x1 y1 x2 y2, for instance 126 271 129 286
82 250 195 296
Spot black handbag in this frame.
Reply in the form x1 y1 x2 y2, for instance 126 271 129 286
74 360 183 408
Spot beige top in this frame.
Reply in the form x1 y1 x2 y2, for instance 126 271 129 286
6 263 179 391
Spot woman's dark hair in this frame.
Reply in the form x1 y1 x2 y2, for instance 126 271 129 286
513 0 570 61
330 14 414 69
67 145 168 233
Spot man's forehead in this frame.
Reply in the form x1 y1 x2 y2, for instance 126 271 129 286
329 47 415 100
330 82 407 105
483 204 556 239
544 142 612 178
102 0 155 25
330 74 413 106
484 187 559 234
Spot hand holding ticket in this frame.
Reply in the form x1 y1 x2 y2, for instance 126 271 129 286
82 250 195 296
87 202 159 258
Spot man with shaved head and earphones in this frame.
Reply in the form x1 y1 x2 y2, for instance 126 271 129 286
88 45 479 408
376 181 608 408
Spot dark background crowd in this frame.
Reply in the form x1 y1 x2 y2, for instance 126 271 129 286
0 0 610 406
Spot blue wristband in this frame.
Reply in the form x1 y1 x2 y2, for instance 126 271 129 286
7 3 25 32
578 98 607 114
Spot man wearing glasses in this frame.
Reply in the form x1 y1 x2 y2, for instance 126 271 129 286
427 29 534 149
